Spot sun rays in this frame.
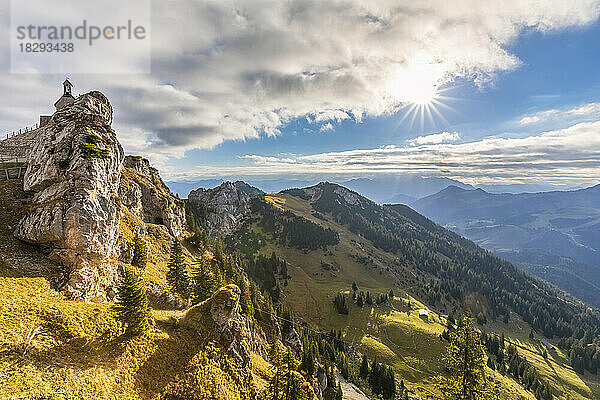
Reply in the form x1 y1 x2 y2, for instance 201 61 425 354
388 63 459 133
395 86 458 133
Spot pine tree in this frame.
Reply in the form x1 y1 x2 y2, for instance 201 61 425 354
438 313 491 400
284 347 300 399
131 233 148 269
166 239 189 298
113 267 153 335
300 339 316 375
191 259 216 304
266 341 310 400
356 292 364 307
267 340 285 400
360 354 369 378
335 383 343 400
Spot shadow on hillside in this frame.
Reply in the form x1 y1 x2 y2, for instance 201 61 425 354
133 322 202 397
1 319 202 397
0 179 65 283
1 332 130 373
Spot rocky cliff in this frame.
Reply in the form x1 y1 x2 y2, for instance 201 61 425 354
119 155 186 237
15 91 123 301
187 181 262 237
13 91 187 302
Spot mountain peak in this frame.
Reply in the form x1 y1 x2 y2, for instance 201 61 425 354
441 184 469 193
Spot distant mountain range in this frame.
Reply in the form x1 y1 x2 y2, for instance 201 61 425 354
167 175 474 202
337 176 474 203
412 184 600 306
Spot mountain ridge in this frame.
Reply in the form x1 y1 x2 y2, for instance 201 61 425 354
412 183 600 307
2 85 600 399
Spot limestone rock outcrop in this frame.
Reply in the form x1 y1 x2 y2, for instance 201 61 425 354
119 155 186 237
282 326 304 359
15 91 124 301
181 284 253 370
187 181 262 237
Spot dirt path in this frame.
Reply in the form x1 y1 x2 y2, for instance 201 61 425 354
334 372 370 400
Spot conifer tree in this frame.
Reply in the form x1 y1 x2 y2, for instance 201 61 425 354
300 339 316 375
267 340 285 400
438 313 491 400
360 354 369 378
114 267 153 335
191 259 216 304
335 383 343 400
131 233 148 269
267 341 310 400
166 239 190 298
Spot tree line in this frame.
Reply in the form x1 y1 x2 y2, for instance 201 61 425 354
251 197 340 251
301 183 600 375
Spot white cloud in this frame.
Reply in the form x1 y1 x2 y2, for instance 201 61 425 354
167 121 600 186
409 131 460 145
518 102 600 125
0 0 599 166
312 110 352 123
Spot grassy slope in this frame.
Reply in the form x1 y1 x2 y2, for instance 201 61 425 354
257 194 600 400
0 179 260 399
0 272 259 400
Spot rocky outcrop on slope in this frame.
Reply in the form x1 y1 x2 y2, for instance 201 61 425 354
187 181 262 237
15 91 123 301
282 326 304 359
181 284 253 371
119 155 186 237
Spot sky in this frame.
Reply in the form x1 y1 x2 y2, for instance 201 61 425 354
1 0 599 189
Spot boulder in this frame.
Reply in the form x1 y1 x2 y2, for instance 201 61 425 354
181 284 252 370
282 326 304 359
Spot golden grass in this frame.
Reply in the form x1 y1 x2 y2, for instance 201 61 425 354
248 192 600 400
0 274 256 399
264 195 286 210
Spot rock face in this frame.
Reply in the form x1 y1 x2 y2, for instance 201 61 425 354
15 91 124 301
119 155 186 237
282 326 304 359
187 181 262 237
146 281 188 310
181 284 253 370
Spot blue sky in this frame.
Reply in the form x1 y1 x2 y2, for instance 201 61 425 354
1 1 599 188
162 18 600 188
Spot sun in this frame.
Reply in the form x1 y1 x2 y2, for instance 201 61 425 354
390 66 456 132
400 68 440 106
405 84 439 106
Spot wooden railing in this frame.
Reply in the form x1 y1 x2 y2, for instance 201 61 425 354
2 124 39 141
0 155 27 164
0 166 26 181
